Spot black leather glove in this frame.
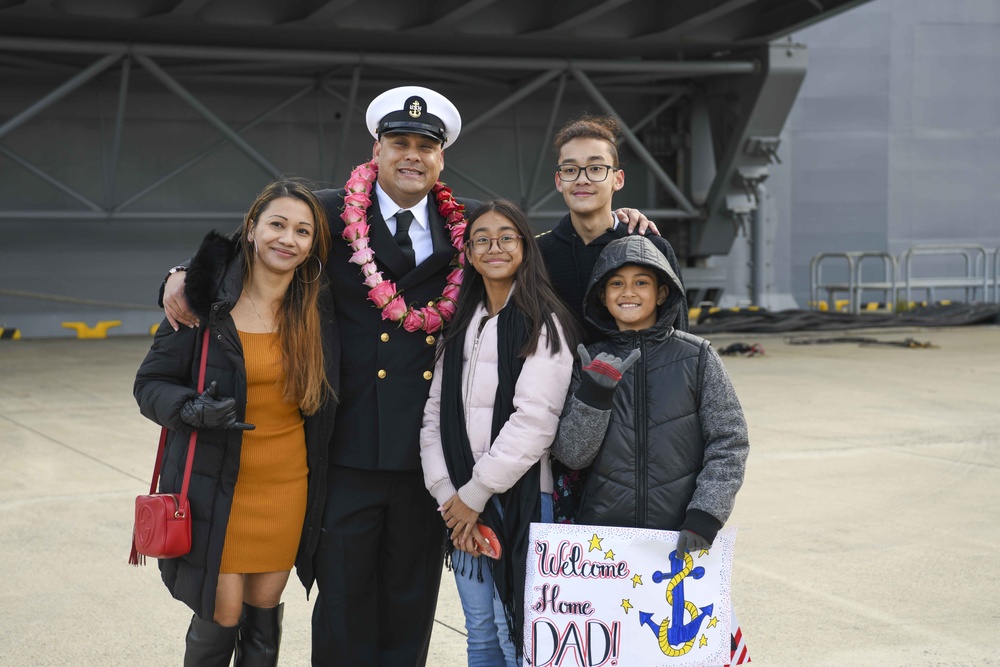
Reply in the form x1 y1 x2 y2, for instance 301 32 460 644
578 344 641 390
675 529 711 558
180 381 255 431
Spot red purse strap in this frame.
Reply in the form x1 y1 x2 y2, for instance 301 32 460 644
146 326 211 502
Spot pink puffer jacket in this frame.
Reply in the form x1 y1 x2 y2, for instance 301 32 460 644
419 299 574 513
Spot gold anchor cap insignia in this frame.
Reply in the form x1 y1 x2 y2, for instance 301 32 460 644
408 98 423 118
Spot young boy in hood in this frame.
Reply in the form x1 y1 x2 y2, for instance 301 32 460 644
552 234 748 555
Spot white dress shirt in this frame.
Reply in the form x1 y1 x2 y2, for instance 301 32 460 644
374 182 434 266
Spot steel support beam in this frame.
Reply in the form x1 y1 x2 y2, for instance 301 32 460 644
388 65 498 88
0 52 121 142
113 83 315 212
528 187 562 215
316 88 327 183
0 146 104 212
0 52 77 73
631 91 685 133
133 53 282 179
752 182 768 307
304 0 362 21
105 56 131 208
321 82 366 116
639 0 758 40
0 36 758 76
176 73 320 87
425 0 498 26
513 102 526 199
0 211 241 220
333 65 363 179
541 0 636 32
443 165 505 201
525 72 567 206
461 69 563 136
572 68 698 216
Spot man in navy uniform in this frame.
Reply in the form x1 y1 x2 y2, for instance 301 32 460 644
306 87 472 667
162 86 472 667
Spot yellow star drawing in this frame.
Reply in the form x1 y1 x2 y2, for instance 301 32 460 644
604 549 615 560
621 599 633 614
698 548 711 557
707 616 719 628
631 573 643 588
699 634 708 648
588 534 603 552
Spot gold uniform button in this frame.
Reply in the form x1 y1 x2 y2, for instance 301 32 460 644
423 371 433 381
425 335 435 345
377 370 387 379
427 301 435 307
380 333 389 342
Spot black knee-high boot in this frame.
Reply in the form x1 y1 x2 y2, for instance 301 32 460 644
234 602 283 667
183 614 239 667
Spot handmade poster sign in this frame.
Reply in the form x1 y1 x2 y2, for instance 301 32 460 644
523 523 738 667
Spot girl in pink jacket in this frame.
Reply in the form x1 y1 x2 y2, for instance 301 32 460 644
420 199 578 667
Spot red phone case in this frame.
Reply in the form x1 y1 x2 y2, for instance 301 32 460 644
477 524 502 559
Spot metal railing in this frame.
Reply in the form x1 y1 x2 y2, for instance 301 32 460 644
900 244 990 306
810 244 996 313
810 251 897 314
994 246 1000 303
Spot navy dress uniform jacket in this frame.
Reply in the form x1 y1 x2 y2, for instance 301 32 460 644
314 188 480 472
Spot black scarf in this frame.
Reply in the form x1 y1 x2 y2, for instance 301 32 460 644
440 303 541 659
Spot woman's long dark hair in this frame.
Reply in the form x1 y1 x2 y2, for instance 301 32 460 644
439 199 580 359
241 178 332 415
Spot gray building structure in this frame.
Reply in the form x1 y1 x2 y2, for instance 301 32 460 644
768 0 1000 309
2 0 997 337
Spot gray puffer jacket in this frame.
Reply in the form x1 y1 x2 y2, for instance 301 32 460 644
552 235 748 542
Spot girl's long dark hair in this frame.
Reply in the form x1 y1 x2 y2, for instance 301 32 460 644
439 199 580 359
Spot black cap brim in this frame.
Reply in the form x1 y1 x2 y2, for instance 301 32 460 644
378 120 447 144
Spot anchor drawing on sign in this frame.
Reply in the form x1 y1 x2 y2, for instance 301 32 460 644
637 551 714 657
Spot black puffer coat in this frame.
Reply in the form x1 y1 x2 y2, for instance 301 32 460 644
572 235 748 540
134 231 339 618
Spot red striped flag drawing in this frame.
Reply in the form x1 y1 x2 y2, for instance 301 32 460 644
724 608 750 666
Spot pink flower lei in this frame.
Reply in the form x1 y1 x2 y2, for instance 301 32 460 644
340 160 466 334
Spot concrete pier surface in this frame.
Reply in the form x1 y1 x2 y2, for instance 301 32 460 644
1 325 998 666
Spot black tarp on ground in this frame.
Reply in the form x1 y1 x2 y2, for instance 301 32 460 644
690 304 1000 335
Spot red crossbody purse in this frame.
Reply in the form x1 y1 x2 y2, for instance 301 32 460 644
129 326 210 566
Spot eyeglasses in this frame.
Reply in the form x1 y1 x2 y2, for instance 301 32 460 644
466 234 523 254
556 164 618 182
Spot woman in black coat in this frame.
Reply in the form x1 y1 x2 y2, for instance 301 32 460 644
134 179 339 666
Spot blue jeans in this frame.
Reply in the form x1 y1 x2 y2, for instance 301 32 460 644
453 493 552 667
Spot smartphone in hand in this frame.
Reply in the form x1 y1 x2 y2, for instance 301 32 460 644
476 523 502 559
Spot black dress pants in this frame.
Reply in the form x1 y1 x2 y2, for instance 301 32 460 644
312 465 445 667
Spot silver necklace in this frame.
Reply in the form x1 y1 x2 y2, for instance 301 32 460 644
243 288 273 332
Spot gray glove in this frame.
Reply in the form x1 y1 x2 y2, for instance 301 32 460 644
180 381 255 431
675 529 711 558
578 343 641 389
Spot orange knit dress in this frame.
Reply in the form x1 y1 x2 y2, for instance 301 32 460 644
220 331 308 573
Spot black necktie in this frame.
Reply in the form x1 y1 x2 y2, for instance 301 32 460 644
393 210 416 270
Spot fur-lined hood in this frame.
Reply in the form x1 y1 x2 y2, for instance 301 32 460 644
185 230 243 320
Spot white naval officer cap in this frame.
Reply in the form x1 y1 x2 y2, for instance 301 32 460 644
365 86 462 149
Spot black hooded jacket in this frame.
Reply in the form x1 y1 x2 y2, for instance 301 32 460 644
134 231 339 618
552 235 748 541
